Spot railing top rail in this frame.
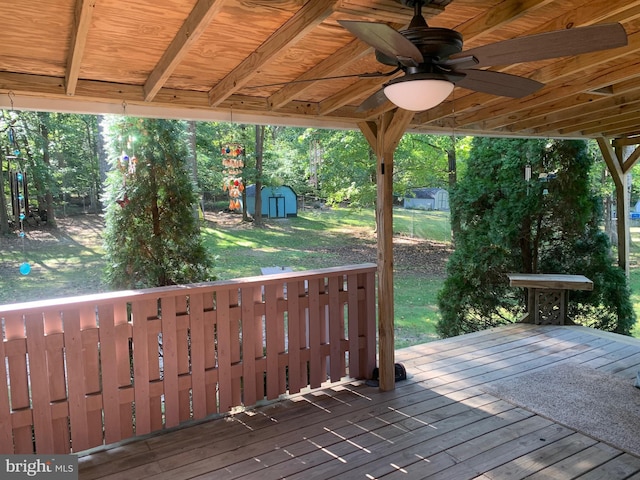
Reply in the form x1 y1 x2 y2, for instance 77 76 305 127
0 263 377 315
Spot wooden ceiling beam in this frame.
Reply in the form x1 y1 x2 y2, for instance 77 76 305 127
143 0 229 102
268 38 373 110
558 101 640 135
602 125 640 137
208 0 339 107
507 80 640 133
613 136 640 146
65 0 96 96
583 116 640 136
456 53 640 132
318 77 385 115
0 71 360 121
453 0 555 46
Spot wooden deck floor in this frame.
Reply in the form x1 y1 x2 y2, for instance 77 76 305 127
79 324 640 479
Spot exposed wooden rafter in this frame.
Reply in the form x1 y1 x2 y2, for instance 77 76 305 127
143 0 229 102
208 0 339 107
65 0 95 95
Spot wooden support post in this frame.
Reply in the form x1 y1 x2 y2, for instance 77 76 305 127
359 108 414 391
597 137 640 276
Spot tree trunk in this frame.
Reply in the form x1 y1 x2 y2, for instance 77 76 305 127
447 141 459 239
38 113 56 227
254 124 265 227
96 115 109 212
187 120 199 223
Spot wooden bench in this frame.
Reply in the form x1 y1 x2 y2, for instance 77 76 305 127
507 273 593 325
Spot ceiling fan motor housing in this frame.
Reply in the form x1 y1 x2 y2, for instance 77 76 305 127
374 27 463 68
402 27 463 61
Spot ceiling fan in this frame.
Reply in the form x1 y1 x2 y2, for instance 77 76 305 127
336 0 628 112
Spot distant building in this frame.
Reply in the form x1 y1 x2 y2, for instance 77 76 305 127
245 185 298 218
403 187 450 211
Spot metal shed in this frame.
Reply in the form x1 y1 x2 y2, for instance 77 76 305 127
245 185 298 218
403 187 450 211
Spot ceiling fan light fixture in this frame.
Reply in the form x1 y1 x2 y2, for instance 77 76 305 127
383 75 454 111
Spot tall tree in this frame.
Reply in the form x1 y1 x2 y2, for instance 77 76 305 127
253 124 265 226
438 138 635 337
102 117 214 289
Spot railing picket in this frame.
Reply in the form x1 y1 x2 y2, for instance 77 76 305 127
63 309 90 452
160 297 179 428
202 293 218 415
308 278 322 388
131 300 152 435
253 287 265 402
79 306 103 449
230 289 242 407
189 293 207 418
43 318 69 453
328 276 342 382
217 289 233 412
114 302 134 439
98 304 122 444
287 280 301 394
0 318 14 452
347 273 360 379
24 313 55 453
265 283 279 400
363 271 377 378
241 286 257 406
175 298 192 421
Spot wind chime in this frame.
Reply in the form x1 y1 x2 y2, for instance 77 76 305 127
7 122 30 275
222 143 245 211
116 107 138 208
115 116 137 208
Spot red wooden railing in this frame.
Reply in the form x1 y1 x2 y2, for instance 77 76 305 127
0 264 377 454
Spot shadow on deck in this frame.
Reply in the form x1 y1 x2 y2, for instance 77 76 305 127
79 324 640 480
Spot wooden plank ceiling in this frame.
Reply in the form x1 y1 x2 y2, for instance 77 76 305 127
2 0 640 139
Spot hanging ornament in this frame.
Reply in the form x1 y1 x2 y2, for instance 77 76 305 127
222 142 245 212
116 193 130 208
15 168 30 275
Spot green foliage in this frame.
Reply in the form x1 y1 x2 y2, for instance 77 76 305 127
438 138 635 337
102 117 214 289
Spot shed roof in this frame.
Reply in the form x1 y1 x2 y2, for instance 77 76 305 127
407 187 446 199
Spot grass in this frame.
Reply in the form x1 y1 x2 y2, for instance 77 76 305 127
393 208 452 243
200 207 446 348
627 227 640 337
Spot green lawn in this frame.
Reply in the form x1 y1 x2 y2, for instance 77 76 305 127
627 227 640 337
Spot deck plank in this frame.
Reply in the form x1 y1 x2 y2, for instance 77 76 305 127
78 324 640 480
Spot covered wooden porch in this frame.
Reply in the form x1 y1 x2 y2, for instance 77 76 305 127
4 0 640 391
79 323 640 479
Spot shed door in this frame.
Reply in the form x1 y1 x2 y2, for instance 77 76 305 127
268 196 285 218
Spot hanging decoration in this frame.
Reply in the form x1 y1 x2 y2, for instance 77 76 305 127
221 143 245 211
115 107 137 208
8 123 30 275
5 92 30 275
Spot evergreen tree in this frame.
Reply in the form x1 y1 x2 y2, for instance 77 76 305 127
102 117 214 289
437 138 635 337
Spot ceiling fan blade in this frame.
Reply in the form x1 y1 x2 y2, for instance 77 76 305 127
456 70 544 98
356 88 389 112
338 20 424 67
452 23 627 68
